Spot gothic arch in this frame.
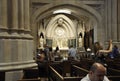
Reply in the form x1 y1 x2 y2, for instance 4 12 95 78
31 3 102 24
31 2 102 48
46 14 75 38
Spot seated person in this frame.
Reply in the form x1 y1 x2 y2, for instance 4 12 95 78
81 62 109 81
36 49 45 62
96 40 113 63
36 49 47 77
108 45 119 58
68 45 77 60
98 39 112 54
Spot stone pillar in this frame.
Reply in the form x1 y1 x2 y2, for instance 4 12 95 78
19 0 24 30
24 0 30 31
107 0 112 40
118 0 120 41
104 0 108 41
111 0 118 42
0 0 9 37
0 0 1 25
0 0 8 29
11 0 18 30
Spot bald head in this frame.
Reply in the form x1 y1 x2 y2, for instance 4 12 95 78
90 63 106 72
89 63 108 81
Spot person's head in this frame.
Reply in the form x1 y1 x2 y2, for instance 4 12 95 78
94 42 103 54
114 45 118 49
44 44 48 48
69 45 73 48
89 63 107 81
94 42 100 48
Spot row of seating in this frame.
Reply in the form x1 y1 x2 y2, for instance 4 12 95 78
17 58 120 81
18 78 41 81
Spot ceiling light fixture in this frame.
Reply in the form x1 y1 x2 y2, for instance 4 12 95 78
53 9 71 14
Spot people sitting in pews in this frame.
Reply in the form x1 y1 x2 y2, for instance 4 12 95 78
98 39 112 54
108 45 119 59
54 46 60 56
43 44 50 61
36 49 45 62
94 41 103 55
94 39 113 63
81 62 110 81
55 46 59 53
68 45 77 60
37 44 51 78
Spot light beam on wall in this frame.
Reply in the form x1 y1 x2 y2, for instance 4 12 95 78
53 9 71 14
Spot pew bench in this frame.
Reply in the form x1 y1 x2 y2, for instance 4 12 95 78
18 78 41 81
72 65 89 76
108 76 120 81
23 68 39 79
49 65 83 81
107 68 120 76
64 76 83 81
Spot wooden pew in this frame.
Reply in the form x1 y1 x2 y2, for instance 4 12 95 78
18 78 41 81
61 61 71 77
64 77 83 81
107 68 120 76
23 68 39 79
50 61 72 77
37 62 49 77
113 63 120 70
108 76 120 81
106 58 120 70
49 66 64 81
105 67 120 81
50 61 63 75
49 66 82 81
72 65 89 76
78 58 94 70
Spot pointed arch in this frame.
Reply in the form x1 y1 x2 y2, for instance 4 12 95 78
46 14 76 38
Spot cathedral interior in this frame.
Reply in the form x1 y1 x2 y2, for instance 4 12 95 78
0 0 120 81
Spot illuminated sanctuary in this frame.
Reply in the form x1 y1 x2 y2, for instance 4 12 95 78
0 0 120 81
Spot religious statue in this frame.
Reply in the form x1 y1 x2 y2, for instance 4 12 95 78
79 32 83 47
79 36 83 47
57 18 64 26
39 36 44 49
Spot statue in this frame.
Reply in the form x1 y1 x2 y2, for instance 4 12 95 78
79 36 83 47
39 36 44 49
57 18 64 26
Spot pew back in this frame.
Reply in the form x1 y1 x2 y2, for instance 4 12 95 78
107 68 120 76
108 76 120 81
72 65 89 76
64 77 83 81
18 78 41 81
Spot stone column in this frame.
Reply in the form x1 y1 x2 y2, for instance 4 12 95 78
118 0 120 41
104 0 108 41
24 0 30 31
19 0 24 30
111 0 118 42
0 0 8 29
0 0 1 25
0 0 9 37
11 0 18 30
107 0 112 40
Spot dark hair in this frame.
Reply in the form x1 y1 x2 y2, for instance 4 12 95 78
114 45 118 49
70 45 73 48
94 42 103 54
